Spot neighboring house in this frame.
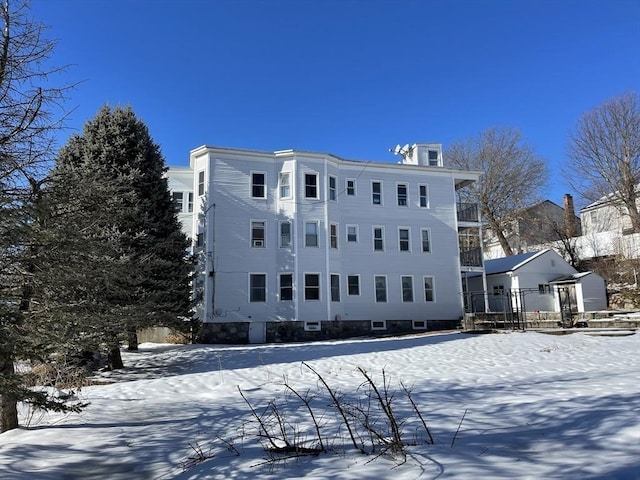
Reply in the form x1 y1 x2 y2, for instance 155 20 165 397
165 166 194 241
580 189 639 236
484 195 581 259
465 249 607 314
576 190 640 260
167 143 484 343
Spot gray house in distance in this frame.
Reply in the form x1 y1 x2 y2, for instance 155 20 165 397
465 249 607 314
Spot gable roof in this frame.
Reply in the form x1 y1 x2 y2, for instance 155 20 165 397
483 250 549 275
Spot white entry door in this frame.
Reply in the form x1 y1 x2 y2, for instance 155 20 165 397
248 322 266 344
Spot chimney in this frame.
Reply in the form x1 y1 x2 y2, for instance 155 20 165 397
563 194 577 237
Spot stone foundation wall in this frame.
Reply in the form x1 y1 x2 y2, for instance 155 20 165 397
199 322 250 344
199 319 462 344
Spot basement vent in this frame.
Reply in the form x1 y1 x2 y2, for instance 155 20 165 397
304 321 321 332
371 320 387 331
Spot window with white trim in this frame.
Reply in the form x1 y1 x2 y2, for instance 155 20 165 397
251 221 266 248
305 173 318 199
249 274 266 302
346 225 358 243
428 149 439 166
304 321 321 331
421 228 431 253
372 181 382 205
330 223 338 249
375 275 387 303
305 222 319 247
347 275 360 295
401 276 414 302
280 221 292 248
304 273 320 300
493 285 504 296
328 176 337 201
346 178 356 196
279 172 291 199
373 226 384 251
330 274 340 302
187 192 194 212
279 273 293 301
372 320 386 330
172 192 184 211
397 183 408 206
538 284 552 294
413 320 427 330
424 276 435 302
399 228 410 252
197 170 205 196
251 172 266 198
419 184 428 208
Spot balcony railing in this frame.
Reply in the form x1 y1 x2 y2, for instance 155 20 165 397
457 202 479 223
460 247 483 267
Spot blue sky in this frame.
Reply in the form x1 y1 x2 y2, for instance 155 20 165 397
31 0 639 206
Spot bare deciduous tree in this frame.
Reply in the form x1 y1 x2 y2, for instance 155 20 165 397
566 91 640 233
0 0 75 433
446 127 548 256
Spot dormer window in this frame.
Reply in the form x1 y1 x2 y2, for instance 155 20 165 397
428 150 439 166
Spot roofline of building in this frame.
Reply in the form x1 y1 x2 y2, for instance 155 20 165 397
188 144 483 180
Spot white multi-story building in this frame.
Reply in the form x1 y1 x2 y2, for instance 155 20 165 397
168 144 484 343
165 166 195 241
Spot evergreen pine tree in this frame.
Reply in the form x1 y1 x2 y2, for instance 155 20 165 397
42 105 193 369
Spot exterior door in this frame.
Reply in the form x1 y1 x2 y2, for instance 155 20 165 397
248 321 266 344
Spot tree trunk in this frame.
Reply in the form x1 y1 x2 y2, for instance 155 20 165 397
0 358 19 433
127 328 138 351
107 346 124 370
628 203 640 234
486 214 514 256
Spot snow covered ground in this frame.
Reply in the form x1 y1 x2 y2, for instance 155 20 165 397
0 330 638 479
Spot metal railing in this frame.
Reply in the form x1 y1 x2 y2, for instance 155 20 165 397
457 202 479 222
460 247 483 267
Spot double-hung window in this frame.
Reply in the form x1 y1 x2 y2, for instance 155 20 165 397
279 172 291 199
280 221 292 248
305 273 320 300
424 276 435 302
187 192 194 212
399 228 410 252
279 273 293 301
197 171 205 196
347 275 360 295
172 192 184 212
397 183 408 206
251 221 266 248
328 176 337 201
305 173 318 198
421 228 431 253
419 184 429 208
428 149 439 166
252 172 266 198
373 227 384 251
346 225 358 243
330 274 340 302
346 179 356 196
372 181 382 205
305 222 319 247
401 276 414 302
330 224 338 249
375 276 387 303
249 274 266 302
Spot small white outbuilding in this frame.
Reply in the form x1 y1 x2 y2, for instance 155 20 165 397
466 249 607 313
